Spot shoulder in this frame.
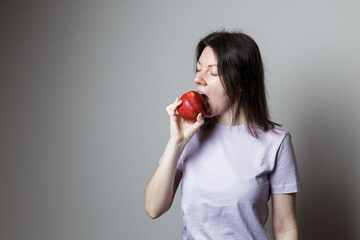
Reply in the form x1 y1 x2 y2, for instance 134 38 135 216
255 125 291 147
271 125 291 139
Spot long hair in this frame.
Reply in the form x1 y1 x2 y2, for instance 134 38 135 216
196 30 280 138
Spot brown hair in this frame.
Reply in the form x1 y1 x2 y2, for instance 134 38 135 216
196 30 280 137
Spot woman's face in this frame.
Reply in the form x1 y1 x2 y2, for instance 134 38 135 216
194 46 232 122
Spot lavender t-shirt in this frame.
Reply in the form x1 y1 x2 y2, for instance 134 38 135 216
171 123 301 240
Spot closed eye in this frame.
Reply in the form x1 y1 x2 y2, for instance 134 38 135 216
196 69 218 77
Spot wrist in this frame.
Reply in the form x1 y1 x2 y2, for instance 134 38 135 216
168 138 186 152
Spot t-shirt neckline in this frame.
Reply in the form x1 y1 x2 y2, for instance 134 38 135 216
214 122 247 131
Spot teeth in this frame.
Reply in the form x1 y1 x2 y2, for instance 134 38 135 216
197 91 208 99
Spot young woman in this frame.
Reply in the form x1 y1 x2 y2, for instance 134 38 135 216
145 31 302 240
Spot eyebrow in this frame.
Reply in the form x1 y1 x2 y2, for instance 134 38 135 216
197 61 217 67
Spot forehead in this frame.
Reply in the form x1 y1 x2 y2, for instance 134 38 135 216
197 46 218 66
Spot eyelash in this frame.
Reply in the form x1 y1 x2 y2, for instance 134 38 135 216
196 69 218 77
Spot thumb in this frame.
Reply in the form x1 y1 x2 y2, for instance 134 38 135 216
192 112 205 130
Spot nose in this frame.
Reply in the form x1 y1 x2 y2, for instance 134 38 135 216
194 71 207 86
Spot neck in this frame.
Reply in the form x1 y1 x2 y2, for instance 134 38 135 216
215 108 246 126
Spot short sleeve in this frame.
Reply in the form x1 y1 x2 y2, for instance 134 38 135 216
176 157 183 171
270 133 302 194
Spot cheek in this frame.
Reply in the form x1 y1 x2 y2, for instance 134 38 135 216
211 92 229 112
216 89 229 104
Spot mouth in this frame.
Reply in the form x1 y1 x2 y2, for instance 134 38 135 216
197 91 210 116
197 91 207 97
197 91 208 101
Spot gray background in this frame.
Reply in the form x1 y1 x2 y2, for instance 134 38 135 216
1 0 359 239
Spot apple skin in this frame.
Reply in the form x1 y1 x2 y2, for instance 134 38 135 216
178 91 207 122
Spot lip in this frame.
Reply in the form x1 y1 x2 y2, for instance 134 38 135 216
196 91 210 117
196 90 208 100
196 90 206 97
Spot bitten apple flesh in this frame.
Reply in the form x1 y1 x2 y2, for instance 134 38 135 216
178 91 208 122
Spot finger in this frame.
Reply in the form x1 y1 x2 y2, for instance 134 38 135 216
196 112 205 124
170 99 182 112
166 98 182 116
174 98 182 107
191 112 205 130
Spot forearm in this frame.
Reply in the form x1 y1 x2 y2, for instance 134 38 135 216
144 140 184 218
273 227 298 240
272 193 299 240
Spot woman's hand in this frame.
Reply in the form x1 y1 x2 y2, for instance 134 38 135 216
166 98 204 147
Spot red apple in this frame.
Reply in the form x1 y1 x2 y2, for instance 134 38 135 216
178 91 208 122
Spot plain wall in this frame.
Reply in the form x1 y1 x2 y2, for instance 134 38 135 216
1 0 360 239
